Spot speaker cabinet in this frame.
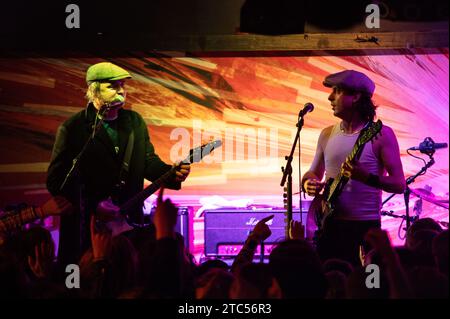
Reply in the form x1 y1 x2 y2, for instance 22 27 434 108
204 208 308 257
148 206 193 250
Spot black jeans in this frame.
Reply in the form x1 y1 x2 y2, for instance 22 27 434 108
316 218 381 267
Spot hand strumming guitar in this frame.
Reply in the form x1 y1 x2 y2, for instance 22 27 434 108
28 241 55 279
304 179 325 197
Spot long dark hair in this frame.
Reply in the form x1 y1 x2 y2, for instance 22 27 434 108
354 93 378 122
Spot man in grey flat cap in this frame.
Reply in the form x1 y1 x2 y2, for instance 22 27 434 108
302 70 405 266
47 62 190 266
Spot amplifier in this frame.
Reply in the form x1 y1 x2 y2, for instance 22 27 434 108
148 206 193 250
217 244 276 256
175 206 193 250
204 208 309 257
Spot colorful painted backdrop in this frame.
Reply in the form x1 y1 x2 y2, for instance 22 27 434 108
0 49 448 248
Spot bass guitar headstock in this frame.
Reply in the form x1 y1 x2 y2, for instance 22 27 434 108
184 139 222 164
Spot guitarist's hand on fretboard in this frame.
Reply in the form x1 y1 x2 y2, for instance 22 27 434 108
174 163 191 182
341 160 370 183
39 196 74 218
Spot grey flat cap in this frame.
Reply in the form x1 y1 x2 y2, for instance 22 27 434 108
323 70 375 96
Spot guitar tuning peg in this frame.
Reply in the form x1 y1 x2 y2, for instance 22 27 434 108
283 187 288 192
283 193 287 198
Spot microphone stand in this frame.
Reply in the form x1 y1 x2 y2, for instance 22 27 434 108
281 115 305 239
58 105 111 254
259 241 265 263
59 105 111 192
382 150 435 231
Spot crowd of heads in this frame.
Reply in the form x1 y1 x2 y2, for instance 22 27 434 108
0 197 448 299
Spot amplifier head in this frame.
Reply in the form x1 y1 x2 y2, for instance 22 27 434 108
204 208 308 257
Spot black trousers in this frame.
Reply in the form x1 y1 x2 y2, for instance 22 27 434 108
316 218 381 267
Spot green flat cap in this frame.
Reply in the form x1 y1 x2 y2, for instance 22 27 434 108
86 62 132 83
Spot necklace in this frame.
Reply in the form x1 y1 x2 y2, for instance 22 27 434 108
340 121 369 135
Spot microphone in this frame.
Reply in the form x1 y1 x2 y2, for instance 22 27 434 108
408 137 448 153
102 95 125 111
299 102 314 117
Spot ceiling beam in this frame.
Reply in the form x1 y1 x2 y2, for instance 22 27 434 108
144 30 448 52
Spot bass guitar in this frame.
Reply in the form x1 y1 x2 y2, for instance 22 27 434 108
96 139 222 234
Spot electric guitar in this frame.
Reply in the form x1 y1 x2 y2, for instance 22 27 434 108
306 120 383 242
96 139 222 234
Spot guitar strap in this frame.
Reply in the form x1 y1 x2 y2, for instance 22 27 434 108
354 121 374 162
333 121 375 197
118 130 135 187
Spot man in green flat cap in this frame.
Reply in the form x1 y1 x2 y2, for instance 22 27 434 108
47 62 190 266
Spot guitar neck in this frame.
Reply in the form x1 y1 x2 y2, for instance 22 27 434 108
120 166 176 213
327 139 364 200
118 139 222 216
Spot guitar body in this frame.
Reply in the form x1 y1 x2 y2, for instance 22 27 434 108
96 197 133 236
305 195 323 242
305 179 334 242
95 140 222 235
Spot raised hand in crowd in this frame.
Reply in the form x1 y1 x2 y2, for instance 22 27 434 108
27 240 55 279
145 186 192 298
248 215 273 244
231 215 273 274
364 228 396 261
90 215 112 261
154 186 179 239
364 228 412 298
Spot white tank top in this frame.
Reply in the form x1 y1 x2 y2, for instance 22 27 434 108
324 123 384 221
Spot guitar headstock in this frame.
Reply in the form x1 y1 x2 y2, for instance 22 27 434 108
359 120 383 145
184 139 222 164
